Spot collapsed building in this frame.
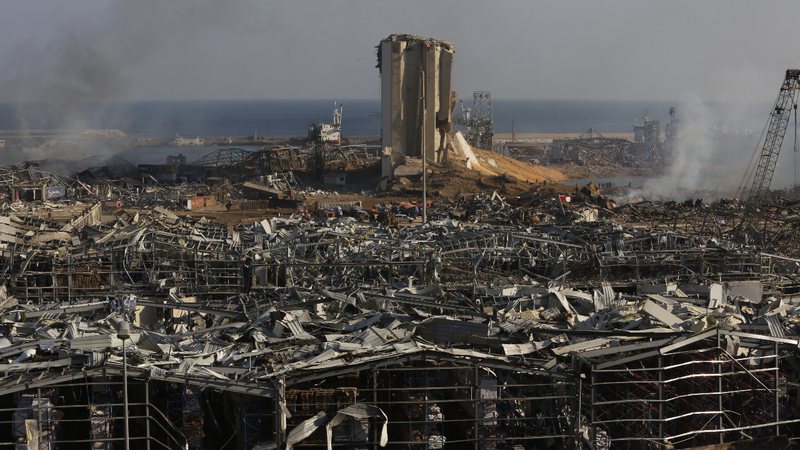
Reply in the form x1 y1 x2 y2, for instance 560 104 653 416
0 178 799 448
547 129 644 167
0 90 798 449
497 109 681 170
3 36 800 450
0 164 71 203
547 109 679 169
70 141 381 212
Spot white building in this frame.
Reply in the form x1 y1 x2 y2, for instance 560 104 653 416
174 135 204 146
308 103 343 144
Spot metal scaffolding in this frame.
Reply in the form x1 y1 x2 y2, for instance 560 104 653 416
460 91 494 150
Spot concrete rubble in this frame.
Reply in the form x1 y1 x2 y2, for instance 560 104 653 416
0 164 799 449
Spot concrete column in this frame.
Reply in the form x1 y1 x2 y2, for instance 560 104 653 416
382 40 406 165
402 44 421 159
423 45 436 163
437 51 454 162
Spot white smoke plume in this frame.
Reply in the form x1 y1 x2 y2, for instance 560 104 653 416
642 96 716 199
640 95 761 201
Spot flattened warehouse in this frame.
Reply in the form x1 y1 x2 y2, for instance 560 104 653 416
2 33 800 450
1 185 800 449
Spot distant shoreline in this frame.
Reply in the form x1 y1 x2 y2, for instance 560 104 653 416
0 130 633 140
494 132 634 141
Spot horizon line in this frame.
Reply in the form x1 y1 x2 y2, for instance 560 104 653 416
0 97 772 106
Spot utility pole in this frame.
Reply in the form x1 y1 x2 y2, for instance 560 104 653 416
420 68 427 223
118 320 131 450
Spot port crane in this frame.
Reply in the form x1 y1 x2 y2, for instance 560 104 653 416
738 69 800 202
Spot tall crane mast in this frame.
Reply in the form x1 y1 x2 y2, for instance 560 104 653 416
742 69 800 202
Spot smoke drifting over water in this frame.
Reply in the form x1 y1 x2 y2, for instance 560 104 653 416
0 0 254 162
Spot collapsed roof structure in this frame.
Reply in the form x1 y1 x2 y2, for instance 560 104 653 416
3 38 800 450
1 180 800 449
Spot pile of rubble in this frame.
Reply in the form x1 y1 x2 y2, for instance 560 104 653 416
0 184 799 448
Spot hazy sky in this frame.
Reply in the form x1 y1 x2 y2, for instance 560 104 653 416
0 0 798 102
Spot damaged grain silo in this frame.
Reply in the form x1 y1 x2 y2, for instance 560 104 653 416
377 34 456 177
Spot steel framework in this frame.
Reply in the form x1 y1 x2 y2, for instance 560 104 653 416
460 91 494 150
191 147 253 168
743 69 800 202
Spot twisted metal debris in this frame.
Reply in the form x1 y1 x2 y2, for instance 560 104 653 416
1 174 800 449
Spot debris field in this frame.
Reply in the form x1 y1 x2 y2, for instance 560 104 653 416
1 165 800 450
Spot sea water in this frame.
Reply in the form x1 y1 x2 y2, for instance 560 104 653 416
0 99 676 137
